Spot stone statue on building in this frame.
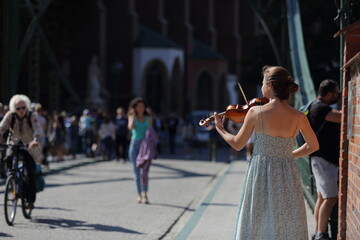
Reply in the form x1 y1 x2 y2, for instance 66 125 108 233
86 55 107 109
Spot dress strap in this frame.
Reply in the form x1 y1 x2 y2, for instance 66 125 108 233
292 112 301 137
259 106 264 133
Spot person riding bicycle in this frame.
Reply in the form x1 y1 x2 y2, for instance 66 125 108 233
0 94 44 210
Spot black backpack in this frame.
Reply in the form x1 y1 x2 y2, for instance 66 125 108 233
295 101 314 147
296 100 318 196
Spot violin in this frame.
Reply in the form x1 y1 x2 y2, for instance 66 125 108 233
198 97 269 127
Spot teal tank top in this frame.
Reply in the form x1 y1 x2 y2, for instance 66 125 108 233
131 116 149 140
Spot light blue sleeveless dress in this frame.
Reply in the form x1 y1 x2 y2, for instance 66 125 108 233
235 107 308 240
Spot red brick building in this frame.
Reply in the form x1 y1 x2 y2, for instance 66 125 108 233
334 20 360 240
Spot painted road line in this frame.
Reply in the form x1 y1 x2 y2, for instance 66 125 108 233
175 162 235 240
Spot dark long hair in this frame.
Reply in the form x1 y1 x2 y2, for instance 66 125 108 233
128 97 149 116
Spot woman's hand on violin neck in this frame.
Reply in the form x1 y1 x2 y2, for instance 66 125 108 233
213 112 225 130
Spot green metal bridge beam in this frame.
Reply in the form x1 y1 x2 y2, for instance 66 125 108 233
24 0 84 109
2 0 84 110
17 0 53 81
28 33 40 102
246 0 282 66
3 0 20 102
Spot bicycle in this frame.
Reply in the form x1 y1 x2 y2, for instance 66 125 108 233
2 143 33 226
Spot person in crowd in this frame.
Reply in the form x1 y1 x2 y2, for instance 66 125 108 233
95 109 104 130
34 103 49 166
98 112 116 161
2 105 9 116
227 121 242 161
0 102 4 122
165 112 179 154
307 79 341 240
114 107 129 162
61 111 71 155
128 97 153 204
213 66 319 239
0 94 44 210
207 116 218 161
49 113 66 161
153 112 166 155
146 107 162 154
0 105 10 141
92 109 104 156
181 118 196 159
79 109 94 157
69 115 79 159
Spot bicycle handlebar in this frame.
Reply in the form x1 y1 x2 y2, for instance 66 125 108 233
0 143 28 150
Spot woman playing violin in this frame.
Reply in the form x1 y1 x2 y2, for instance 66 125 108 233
213 66 319 240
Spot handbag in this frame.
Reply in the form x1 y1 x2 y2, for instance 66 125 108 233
35 164 45 193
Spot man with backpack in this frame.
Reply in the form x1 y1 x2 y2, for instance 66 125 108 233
0 94 44 210
306 80 341 240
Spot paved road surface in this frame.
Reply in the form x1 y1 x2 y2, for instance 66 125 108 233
0 153 315 239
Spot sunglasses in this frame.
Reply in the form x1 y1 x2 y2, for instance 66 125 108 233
16 106 27 111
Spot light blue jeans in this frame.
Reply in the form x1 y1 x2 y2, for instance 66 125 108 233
128 139 151 193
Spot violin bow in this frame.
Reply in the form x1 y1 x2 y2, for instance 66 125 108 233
237 82 248 105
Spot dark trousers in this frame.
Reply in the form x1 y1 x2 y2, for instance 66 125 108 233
82 131 93 157
208 138 217 161
100 136 114 160
115 135 128 160
169 133 176 154
6 151 36 202
23 151 37 203
69 136 78 156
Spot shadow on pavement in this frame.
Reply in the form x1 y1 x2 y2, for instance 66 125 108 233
33 217 143 234
45 161 218 190
0 232 13 238
44 177 133 189
158 146 246 163
152 162 214 178
33 205 74 212
150 202 196 211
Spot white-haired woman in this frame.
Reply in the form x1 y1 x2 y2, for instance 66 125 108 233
0 94 44 209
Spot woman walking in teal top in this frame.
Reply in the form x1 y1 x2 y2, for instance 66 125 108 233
128 97 153 204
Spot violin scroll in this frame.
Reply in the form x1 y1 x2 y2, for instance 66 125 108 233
199 112 226 127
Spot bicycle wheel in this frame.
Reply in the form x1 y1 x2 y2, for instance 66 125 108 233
4 176 18 226
20 168 32 219
21 197 32 219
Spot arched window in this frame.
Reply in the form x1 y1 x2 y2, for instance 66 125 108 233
145 62 164 114
170 59 182 114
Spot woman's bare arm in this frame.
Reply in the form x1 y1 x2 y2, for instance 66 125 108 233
214 107 256 151
128 110 135 130
292 113 319 158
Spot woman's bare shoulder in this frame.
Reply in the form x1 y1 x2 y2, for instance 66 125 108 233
247 106 260 117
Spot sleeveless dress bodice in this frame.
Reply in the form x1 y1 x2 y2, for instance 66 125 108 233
253 134 294 159
234 107 308 240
